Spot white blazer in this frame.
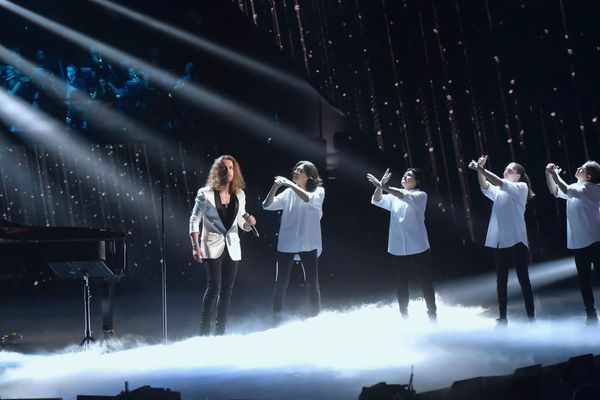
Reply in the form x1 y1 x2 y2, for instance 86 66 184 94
189 187 251 261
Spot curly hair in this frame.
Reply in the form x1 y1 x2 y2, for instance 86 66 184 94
206 155 245 193
291 160 323 193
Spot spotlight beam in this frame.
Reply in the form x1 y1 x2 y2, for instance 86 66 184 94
0 0 386 185
0 1 325 159
0 45 199 233
0 87 163 225
438 258 578 304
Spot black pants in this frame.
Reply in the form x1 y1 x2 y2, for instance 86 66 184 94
573 241 600 314
273 250 321 316
494 243 535 319
393 250 437 316
200 248 239 335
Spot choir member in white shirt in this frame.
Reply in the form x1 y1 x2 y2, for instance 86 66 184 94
367 167 437 321
263 161 325 323
468 155 535 326
545 160 600 325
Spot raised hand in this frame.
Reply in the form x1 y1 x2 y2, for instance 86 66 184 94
468 155 488 171
274 176 287 187
477 155 488 169
366 173 382 188
380 168 391 186
279 177 294 187
367 168 392 188
545 163 561 175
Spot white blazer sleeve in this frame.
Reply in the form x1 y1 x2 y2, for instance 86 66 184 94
189 189 207 234
236 190 252 232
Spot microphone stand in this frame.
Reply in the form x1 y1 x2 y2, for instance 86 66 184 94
160 184 168 344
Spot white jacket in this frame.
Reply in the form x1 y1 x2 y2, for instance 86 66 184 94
189 187 251 261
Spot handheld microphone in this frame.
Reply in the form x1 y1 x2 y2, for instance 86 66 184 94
242 212 259 237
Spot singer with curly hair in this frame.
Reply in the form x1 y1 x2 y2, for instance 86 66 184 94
189 155 256 335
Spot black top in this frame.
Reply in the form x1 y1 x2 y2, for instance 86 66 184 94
214 191 238 230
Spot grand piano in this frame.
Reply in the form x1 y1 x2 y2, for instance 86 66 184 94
0 219 126 338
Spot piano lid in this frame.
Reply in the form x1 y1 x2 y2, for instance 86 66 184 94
0 219 23 228
0 226 125 242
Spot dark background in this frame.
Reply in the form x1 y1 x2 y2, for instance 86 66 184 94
0 0 598 344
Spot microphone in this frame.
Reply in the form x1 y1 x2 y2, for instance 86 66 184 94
242 212 259 237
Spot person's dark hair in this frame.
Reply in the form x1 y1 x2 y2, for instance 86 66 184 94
511 162 535 200
406 167 425 190
583 161 600 184
292 161 322 193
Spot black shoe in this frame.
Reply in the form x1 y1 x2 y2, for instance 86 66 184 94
199 323 211 336
585 310 598 326
495 317 508 328
400 308 409 320
273 311 283 326
528 315 536 323
214 320 226 336
428 311 437 324
103 329 116 340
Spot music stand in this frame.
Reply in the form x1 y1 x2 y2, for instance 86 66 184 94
48 260 115 347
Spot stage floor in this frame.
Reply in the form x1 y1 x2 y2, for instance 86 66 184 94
1 258 598 400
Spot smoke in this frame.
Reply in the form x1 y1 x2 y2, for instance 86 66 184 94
1 299 597 399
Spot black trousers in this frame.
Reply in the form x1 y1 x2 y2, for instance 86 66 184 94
200 248 239 335
392 250 437 316
273 250 321 316
573 241 600 314
494 243 535 319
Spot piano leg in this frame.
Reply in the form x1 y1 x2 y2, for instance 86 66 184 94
100 276 118 338
99 238 126 339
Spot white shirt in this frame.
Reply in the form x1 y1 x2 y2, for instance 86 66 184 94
556 182 600 249
372 190 430 256
481 179 529 248
263 186 325 256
